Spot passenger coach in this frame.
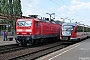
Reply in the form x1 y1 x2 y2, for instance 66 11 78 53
61 22 90 42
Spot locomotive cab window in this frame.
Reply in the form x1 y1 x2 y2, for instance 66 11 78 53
17 21 25 26
62 25 74 30
17 20 32 26
36 21 39 26
25 20 32 26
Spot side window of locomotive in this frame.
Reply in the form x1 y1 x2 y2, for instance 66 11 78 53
36 21 38 26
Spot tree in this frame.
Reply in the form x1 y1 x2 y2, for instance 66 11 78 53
9 0 13 14
0 0 22 15
0 0 9 13
0 0 22 34
13 0 22 16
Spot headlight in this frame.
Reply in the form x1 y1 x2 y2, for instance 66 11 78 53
30 33 32 34
17 29 22 32
17 33 19 34
26 29 32 32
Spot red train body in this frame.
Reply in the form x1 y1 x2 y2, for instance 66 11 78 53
61 22 90 41
15 16 61 45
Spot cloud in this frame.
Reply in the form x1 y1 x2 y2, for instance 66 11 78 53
71 0 82 5
21 0 42 16
21 0 39 7
58 1 90 12
58 0 90 17
21 0 90 25
70 1 90 11
56 0 90 25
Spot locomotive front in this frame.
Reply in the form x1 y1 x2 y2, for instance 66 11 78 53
15 19 33 45
61 23 75 41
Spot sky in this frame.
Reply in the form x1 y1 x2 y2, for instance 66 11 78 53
21 0 90 26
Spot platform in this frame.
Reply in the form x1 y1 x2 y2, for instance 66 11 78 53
0 36 16 46
37 38 90 60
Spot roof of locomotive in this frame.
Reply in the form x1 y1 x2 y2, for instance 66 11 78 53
17 18 40 21
62 22 77 26
17 18 61 25
62 22 86 27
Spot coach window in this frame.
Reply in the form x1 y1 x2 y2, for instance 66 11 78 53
76 26 83 32
36 21 38 26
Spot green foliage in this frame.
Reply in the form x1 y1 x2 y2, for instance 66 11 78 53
0 0 22 30
13 0 22 16
0 0 22 15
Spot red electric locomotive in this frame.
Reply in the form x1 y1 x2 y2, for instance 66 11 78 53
15 15 61 46
61 22 90 42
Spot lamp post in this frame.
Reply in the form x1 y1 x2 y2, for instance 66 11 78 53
68 19 74 23
61 17 68 23
77 21 82 24
46 13 55 20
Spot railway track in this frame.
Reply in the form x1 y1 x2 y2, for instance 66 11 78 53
10 43 69 60
8 41 72 60
0 41 62 60
0 38 87 60
0 44 27 55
